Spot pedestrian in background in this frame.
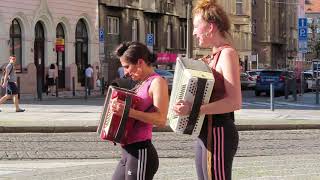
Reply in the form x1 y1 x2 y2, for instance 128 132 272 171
173 0 242 179
47 63 56 96
0 56 25 112
85 64 93 95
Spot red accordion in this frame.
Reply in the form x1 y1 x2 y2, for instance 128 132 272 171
97 86 141 144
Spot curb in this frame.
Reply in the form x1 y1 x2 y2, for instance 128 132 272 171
1 124 320 133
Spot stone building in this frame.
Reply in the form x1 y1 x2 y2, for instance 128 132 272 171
305 0 320 62
252 0 298 69
0 0 99 96
98 0 188 84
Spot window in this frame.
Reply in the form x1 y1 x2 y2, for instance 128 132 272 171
10 19 22 72
234 24 241 32
252 19 257 35
180 23 187 49
236 0 243 15
167 0 174 13
107 16 119 35
148 20 157 46
132 19 139 41
167 24 172 49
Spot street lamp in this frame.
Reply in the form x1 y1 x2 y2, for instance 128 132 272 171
186 0 193 58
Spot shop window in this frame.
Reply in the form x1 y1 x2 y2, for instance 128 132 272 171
10 19 22 72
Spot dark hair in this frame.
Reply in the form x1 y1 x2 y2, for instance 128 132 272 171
50 64 55 69
114 41 156 65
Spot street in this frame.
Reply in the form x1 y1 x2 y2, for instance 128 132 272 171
0 130 320 179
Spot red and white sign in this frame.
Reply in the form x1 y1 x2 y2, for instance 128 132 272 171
157 53 177 64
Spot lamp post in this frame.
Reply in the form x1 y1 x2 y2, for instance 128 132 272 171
186 0 193 58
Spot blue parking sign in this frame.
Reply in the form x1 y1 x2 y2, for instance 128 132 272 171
298 27 308 41
146 34 154 46
298 18 307 28
99 28 104 42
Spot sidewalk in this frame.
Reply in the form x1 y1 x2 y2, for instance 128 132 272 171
0 91 320 133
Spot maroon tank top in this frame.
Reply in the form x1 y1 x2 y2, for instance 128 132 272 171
201 45 232 102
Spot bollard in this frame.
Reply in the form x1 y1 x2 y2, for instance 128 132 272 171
85 77 88 100
284 78 289 99
72 77 75 96
17 77 20 99
270 83 274 111
316 79 319 104
37 77 42 101
292 79 297 101
55 77 59 97
101 77 105 96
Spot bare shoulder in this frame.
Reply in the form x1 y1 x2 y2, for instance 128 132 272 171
151 76 168 87
220 47 238 58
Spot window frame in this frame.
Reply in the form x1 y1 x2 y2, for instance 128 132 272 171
10 18 22 73
107 16 120 35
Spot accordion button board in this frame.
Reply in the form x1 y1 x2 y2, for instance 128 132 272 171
168 57 215 136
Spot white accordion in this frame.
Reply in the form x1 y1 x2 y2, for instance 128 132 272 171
168 57 215 135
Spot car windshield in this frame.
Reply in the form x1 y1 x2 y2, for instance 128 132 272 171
260 71 282 76
247 72 257 76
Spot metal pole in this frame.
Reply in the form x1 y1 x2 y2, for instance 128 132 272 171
101 77 105 96
55 77 59 97
72 77 75 96
85 77 88 100
17 77 20 99
270 83 274 111
186 0 193 58
316 78 319 104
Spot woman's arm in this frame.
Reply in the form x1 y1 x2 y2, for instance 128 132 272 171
129 77 169 127
200 48 242 115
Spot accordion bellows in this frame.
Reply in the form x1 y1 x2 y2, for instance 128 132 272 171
168 57 215 135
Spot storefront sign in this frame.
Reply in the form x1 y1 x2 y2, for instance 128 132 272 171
157 53 177 64
56 38 65 52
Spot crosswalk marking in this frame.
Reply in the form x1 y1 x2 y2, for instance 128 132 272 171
242 101 319 108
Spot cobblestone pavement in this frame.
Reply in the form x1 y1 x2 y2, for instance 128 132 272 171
0 130 319 179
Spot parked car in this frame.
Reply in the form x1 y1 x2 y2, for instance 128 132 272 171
255 70 295 96
240 72 255 89
246 70 261 82
154 69 174 92
303 71 316 91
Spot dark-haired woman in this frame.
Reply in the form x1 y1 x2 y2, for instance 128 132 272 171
111 41 169 180
173 0 242 179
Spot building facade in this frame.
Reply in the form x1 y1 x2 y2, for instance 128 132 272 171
99 0 188 84
252 0 298 70
305 0 320 62
0 0 99 95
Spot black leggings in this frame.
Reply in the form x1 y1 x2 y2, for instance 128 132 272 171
195 113 239 180
112 140 159 180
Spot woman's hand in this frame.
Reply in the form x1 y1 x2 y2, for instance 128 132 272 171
110 98 125 116
173 100 192 116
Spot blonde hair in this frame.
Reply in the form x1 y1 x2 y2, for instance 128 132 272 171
193 0 231 37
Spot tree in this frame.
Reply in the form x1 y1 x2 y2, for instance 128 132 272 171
315 40 320 59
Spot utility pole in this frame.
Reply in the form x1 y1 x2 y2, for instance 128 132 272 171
186 0 193 58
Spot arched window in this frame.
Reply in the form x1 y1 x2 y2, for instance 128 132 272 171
10 19 22 72
56 23 66 88
75 19 88 86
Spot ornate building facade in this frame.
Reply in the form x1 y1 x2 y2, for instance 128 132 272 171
0 0 99 95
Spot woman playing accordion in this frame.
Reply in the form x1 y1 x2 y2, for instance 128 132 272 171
173 0 242 180
110 41 169 180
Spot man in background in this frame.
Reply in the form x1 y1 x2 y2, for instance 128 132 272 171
0 56 25 112
85 64 94 96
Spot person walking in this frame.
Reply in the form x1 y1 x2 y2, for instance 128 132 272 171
85 64 94 96
0 56 25 112
111 41 169 180
173 0 242 179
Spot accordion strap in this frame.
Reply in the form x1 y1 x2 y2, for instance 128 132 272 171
183 78 207 134
207 115 213 180
114 95 132 143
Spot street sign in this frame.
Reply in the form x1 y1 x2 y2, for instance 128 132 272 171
298 27 308 41
298 18 308 53
298 18 307 28
146 34 154 46
99 28 104 42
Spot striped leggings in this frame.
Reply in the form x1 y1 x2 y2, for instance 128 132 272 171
195 113 239 180
112 140 159 180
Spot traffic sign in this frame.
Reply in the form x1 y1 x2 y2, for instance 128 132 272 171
298 40 308 53
146 34 154 46
298 27 308 41
298 18 307 28
99 28 104 42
